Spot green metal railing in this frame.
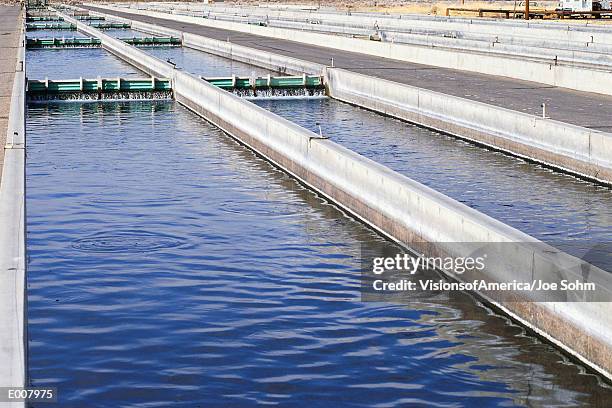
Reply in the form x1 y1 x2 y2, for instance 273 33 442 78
27 75 320 99
26 22 76 30
89 22 131 29
28 77 172 94
26 12 56 17
26 36 182 49
26 16 63 22
26 37 101 48
123 36 181 46
203 75 324 90
75 16 105 21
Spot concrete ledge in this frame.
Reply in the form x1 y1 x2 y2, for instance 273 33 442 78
325 68 612 184
90 4 612 96
0 13 27 403
60 9 612 380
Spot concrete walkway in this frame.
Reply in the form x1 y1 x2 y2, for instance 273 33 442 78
85 6 612 131
0 5 21 184
0 6 25 400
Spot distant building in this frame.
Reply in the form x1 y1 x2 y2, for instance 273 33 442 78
558 0 611 11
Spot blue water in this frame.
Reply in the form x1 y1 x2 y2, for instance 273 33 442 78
27 101 612 407
25 35 612 407
26 47 142 79
102 28 148 38
26 28 89 38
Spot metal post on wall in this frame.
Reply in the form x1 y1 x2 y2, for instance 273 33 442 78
525 0 530 20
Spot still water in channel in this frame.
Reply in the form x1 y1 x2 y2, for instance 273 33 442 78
26 44 612 407
27 100 612 407
26 46 141 79
100 27 150 38
143 45 273 78
25 28 89 38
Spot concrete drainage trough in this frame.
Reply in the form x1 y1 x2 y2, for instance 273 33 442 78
79 6 612 185
59 10 612 380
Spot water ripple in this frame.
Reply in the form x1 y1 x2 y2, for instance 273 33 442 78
72 230 186 253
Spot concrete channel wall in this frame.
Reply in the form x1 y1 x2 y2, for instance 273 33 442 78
82 6 612 185
87 5 612 96
0 14 27 402
60 10 612 380
325 68 612 184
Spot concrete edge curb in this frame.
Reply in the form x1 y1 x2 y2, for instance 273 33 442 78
0 7 27 400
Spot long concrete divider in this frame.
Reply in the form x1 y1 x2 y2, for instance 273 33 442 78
89 4 612 96
76 6 612 185
0 15 27 404
325 68 612 184
60 9 612 380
